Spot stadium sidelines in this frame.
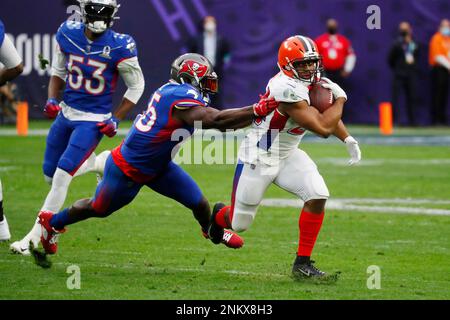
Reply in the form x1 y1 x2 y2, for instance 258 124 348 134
1 128 450 146
261 198 450 216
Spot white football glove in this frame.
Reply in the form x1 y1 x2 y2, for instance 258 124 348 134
344 136 361 165
321 77 347 101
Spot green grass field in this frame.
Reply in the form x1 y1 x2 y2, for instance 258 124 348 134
0 124 449 300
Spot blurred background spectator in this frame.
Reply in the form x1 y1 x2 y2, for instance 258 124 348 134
388 21 420 126
429 19 450 125
0 82 19 124
315 19 356 86
186 16 231 108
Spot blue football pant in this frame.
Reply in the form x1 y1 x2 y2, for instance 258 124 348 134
91 156 204 217
43 113 103 177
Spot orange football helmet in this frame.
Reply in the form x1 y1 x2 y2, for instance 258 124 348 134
278 35 323 83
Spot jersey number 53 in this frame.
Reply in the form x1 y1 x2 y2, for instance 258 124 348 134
68 54 107 95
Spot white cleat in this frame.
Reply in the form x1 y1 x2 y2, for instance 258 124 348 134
0 216 11 242
10 232 41 256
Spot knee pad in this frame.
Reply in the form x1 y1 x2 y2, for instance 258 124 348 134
43 161 57 180
231 201 257 232
58 156 77 176
303 171 330 201
235 176 266 206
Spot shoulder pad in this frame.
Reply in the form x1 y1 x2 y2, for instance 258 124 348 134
111 33 137 59
172 84 206 109
268 74 310 104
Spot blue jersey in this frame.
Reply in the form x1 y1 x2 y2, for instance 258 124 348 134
0 19 5 46
111 82 209 182
56 21 137 114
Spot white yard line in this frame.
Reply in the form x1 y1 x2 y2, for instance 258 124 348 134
0 259 287 278
316 157 450 166
0 166 18 172
261 198 450 216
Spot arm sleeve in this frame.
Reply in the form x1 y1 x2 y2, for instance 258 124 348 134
117 56 145 104
0 35 22 69
51 43 67 80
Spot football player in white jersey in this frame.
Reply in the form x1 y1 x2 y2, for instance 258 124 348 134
211 35 361 279
0 18 24 241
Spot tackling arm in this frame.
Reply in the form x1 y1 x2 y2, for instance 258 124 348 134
174 105 257 132
174 95 278 131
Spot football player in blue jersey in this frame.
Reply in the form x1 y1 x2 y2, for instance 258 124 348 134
0 18 24 242
36 53 278 255
10 0 145 255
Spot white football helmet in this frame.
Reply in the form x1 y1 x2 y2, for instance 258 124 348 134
78 0 120 33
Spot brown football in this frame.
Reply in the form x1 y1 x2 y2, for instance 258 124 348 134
309 80 334 113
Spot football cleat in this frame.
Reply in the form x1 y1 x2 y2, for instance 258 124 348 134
221 230 244 249
10 218 42 256
202 228 244 249
10 240 32 256
38 211 66 255
0 215 11 242
292 257 326 279
207 202 226 244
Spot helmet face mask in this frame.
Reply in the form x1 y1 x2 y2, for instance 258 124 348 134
291 57 323 83
200 72 218 94
79 0 119 33
171 53 219 95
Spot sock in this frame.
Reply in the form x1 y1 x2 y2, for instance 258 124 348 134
0 179 4 222
74 152 96 177
215 205 232 228
297 210 325 257
50 208 71 230
41 168 73 212
94 150 111 174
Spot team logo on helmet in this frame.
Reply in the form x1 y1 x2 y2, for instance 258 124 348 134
179 60 208 78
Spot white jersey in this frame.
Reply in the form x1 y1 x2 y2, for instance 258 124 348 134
238 72 310 166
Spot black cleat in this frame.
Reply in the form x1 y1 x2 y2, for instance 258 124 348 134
292 257 327 279
207 202 225 244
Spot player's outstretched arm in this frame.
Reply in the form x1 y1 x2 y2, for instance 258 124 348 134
174 97 278 132
280 97 346 138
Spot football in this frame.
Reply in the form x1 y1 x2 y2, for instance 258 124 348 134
309 80 334 113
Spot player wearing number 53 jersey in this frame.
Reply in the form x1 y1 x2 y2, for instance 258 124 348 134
11 0 145 256
213 35 362 279
36 53 278 255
